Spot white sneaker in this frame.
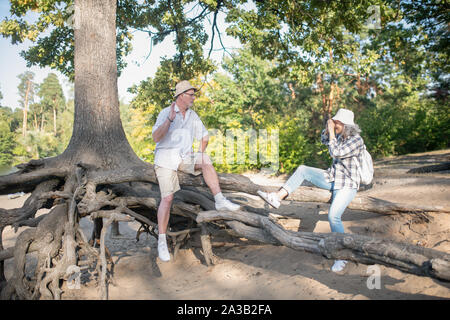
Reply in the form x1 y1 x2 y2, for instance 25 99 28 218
331 260 347 272
257 190 281 209
215 198 240 211
158 240 170 262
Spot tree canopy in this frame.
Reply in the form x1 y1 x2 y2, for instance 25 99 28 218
0 0 448 170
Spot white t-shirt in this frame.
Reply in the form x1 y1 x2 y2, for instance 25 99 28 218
152 104 209 170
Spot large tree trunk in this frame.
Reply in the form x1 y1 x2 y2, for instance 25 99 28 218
0 0 145 300
53 0 141 169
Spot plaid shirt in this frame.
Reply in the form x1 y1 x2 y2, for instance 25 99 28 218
321 129 364 190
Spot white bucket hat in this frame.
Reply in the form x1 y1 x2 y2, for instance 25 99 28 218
332 108 355 126
174 80 197 98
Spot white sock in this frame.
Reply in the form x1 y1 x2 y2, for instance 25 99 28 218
214 192 226 202
158 233 166 243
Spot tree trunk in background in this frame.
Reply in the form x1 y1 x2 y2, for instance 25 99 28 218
52 97 57 136
22 80 31 137
33 113 38 131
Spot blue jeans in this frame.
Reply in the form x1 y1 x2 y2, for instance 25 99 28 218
282 165 357 233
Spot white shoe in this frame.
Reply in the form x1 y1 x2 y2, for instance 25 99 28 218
331 260 347 272
158 240 170 262
215 198 240 211
257 190 281 209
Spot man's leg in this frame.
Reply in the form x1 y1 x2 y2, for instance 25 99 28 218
156 193 173 262
156 194 174 262
193 153 240 211
194 153 220 195
154 166 179 262
157 193 174 234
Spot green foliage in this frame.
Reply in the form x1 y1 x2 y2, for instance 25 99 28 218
1 0 226 79
1 0 448 174
129 42 448 174
121 100 156 163
0 107 17 166
358 80 450 157
1 71 74 166
13 130 62 163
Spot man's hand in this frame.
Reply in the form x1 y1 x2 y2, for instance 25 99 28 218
153 102 176 143
168 102 176 121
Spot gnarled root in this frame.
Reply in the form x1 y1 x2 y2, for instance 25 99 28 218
1 157 449 301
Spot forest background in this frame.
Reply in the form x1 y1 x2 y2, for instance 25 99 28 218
0 0 448 175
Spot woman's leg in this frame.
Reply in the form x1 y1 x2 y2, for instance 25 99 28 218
279 165 332 199
328 188 357 233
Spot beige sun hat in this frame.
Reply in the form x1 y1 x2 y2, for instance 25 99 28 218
332 108 355 126
174 80 197 98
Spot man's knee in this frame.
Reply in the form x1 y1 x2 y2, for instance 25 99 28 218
195 160 214 172
197 153 212 167
161 193 174 205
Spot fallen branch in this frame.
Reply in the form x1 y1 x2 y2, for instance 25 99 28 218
196 210 450 282
407 162 450 174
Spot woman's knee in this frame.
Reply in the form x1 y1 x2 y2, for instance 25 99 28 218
295 164 307 174
328 212 342 224
328 202 346 224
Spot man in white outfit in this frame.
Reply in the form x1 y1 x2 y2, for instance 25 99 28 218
152 80 240 262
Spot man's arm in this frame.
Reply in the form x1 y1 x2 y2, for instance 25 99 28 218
198 135 209 152
152 103 176 143
152 118 171 143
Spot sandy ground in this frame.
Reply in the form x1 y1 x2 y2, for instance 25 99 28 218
1 149 450 300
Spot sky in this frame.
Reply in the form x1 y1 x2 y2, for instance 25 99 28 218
0 1 242 110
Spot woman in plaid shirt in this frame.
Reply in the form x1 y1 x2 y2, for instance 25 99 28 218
258 109 365 272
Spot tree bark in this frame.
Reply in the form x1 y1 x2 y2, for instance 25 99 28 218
22 80 31 137
56 0 141 169
53 105 57 136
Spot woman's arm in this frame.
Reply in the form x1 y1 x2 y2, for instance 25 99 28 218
328 135 364 159
321 129 330 145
